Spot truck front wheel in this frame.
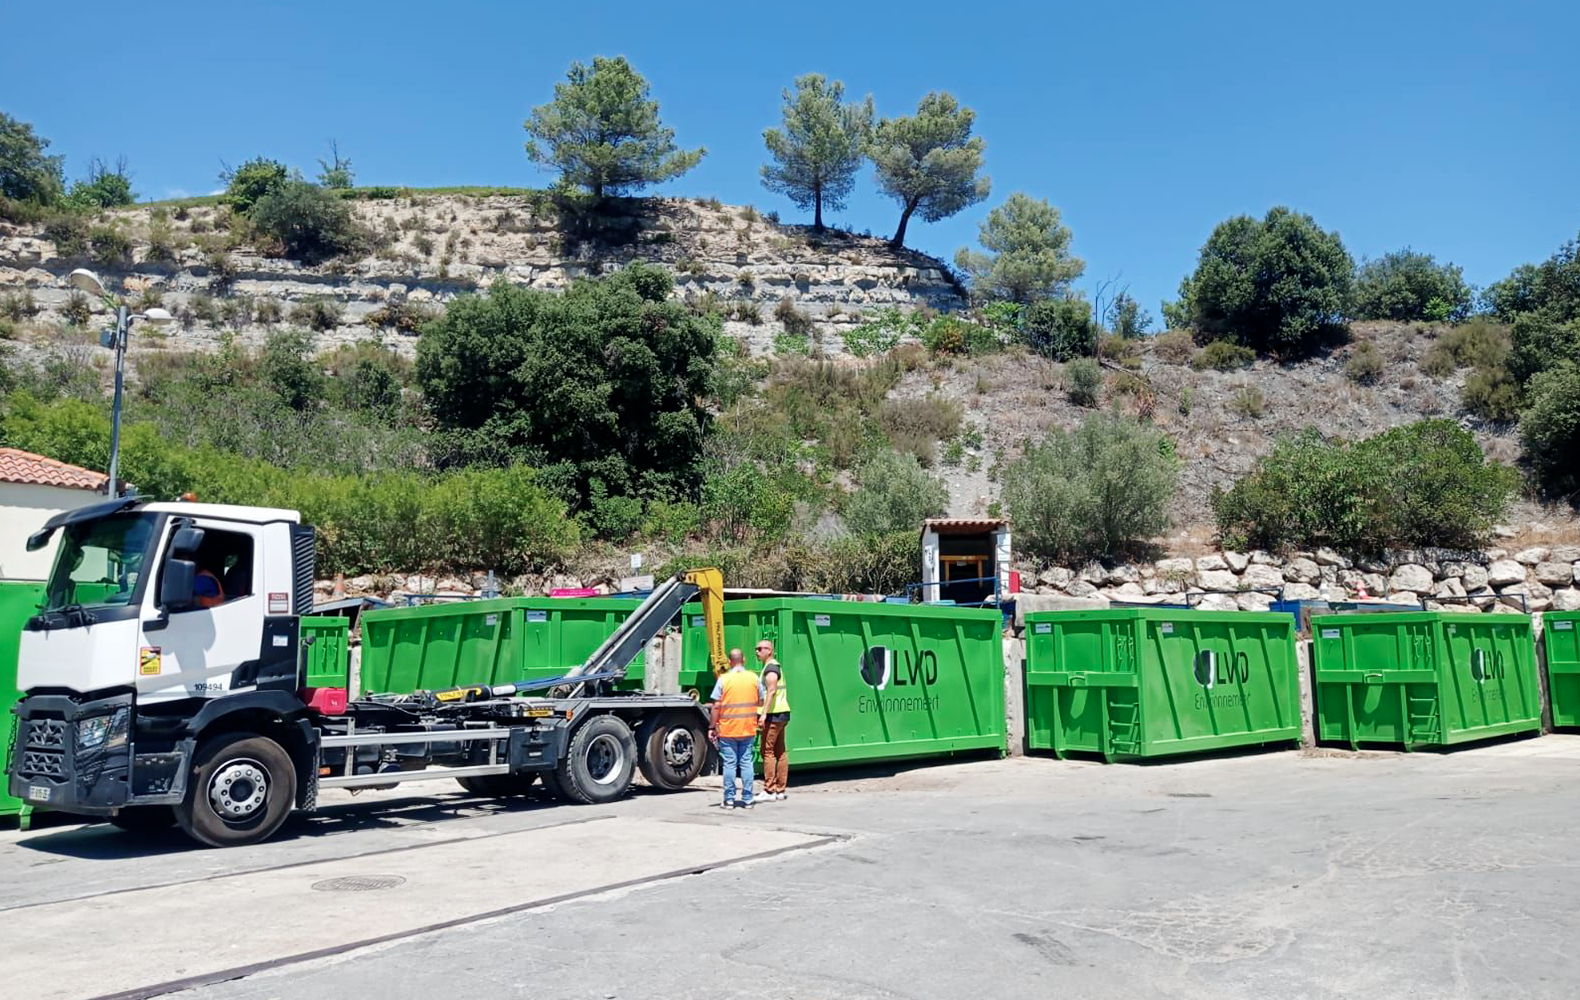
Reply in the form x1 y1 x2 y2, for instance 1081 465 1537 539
175 733 297 848
554 716 636 804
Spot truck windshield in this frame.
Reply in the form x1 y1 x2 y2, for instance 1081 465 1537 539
41 512 159 613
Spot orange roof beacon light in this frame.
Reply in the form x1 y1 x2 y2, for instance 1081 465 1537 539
180 492 198 502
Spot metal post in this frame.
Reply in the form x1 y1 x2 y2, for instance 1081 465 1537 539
106 305 129 497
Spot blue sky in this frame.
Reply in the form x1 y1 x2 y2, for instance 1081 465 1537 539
4 0 1576 319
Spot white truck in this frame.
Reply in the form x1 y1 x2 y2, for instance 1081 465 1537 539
7 497 723 847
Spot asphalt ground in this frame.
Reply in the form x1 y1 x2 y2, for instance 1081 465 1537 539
4 736 1579 1000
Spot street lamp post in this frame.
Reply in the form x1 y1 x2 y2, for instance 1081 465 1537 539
66 269 173 498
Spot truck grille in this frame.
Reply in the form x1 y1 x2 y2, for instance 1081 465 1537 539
20 750 65 778
16 718 68 781
26 718 66 748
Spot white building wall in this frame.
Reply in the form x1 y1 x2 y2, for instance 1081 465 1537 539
0 482 101 580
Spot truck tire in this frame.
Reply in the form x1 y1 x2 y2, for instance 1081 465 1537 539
109 805 176 833
175 733 297 848
636 711 708 791
456 773 538 797
539 767 570 802
554 715 636 805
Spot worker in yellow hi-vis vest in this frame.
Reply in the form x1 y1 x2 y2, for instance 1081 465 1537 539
709 648 764 810
756 639 791 800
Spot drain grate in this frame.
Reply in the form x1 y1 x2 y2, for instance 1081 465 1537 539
311 874 407 892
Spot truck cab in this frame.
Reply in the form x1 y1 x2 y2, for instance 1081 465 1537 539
9 497 320 841
8 497 714 847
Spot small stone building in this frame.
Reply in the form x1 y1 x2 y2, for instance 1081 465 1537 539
919 518 1012 605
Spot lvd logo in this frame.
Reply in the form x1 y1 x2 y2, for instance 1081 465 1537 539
859 647 939 690
1470 649 1505 683
1192 650 1250 689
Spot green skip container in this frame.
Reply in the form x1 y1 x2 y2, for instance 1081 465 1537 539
1024 608 1301 762
360 597 646 696
1 581 46 824
682 598 1006 767
1311 611 1541 749
1540 611 1580 729
300 616 351 689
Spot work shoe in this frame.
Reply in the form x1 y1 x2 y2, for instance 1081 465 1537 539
716 799 736 808
736 800 754 809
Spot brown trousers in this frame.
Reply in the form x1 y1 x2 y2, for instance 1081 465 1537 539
761 717 790 793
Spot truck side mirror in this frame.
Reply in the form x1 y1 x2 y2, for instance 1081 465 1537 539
170 525 206 559
161 558 197 610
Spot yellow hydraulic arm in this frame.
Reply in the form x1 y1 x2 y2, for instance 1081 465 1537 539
682 567 728 678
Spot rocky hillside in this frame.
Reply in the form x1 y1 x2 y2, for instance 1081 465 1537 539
0 192 963 359
2 192 1576 550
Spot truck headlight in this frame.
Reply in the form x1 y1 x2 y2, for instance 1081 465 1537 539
76 708 130 752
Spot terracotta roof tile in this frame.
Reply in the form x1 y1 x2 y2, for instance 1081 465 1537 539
0 448 109 491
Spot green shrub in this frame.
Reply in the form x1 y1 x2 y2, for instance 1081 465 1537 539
701 461 797 543
1507 312 1580 387
878 394 962 465
0 290 38 321
1153 328 1195 363
221 157 289 215
323 342 406 419
1462 365 1522 421
1353 249 1473 322
643 499 700 545
0 317 16 340
1002 410 1179 560
921 315 1002 356
366 297 439 334
145 223 178 263
841 307 909 357
584 482 646 540
0 112 65 206
1191 340 1255 371
250 180 363 262
1098 333 1140 368
1229 386 1266 419
1022 296 1096 360
1520 361 1580 495
1344 340 1385 383
63 290 92 327
730 300 762 325
774 296 812 337
417 264 716 506
44 211 90 258
773 329 811 356
65 158 135 209
206 250 238 286
88 226 132 269
1211 420 1514 553
843 450 947 536
259 329 324 411
1168 206 1353 355
255 298 283 325
1066 357 1101 406
189 293 221 324
290 296 344 331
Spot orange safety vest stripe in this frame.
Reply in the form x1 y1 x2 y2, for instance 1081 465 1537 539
717 670 762 737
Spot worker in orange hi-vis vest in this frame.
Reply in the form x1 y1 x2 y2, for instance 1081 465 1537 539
709 648 764 810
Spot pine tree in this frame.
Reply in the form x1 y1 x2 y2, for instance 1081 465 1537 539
524 56 704 201
760 74 873 231
955 193 1084 303
869 92 989 248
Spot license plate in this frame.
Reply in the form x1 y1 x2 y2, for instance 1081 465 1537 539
27 785 51 803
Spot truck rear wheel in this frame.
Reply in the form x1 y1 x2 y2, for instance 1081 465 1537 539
456 773 538 797
636 711 707 791
175 733 297 848
109 806 176 833
554 715 636 804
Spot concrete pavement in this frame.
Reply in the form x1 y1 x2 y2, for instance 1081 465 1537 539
4 737 1580 999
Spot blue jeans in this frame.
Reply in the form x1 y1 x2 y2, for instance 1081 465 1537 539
718 735 755 804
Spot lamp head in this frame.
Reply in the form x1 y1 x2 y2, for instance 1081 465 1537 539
67 268 107 296
140 308 174 325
